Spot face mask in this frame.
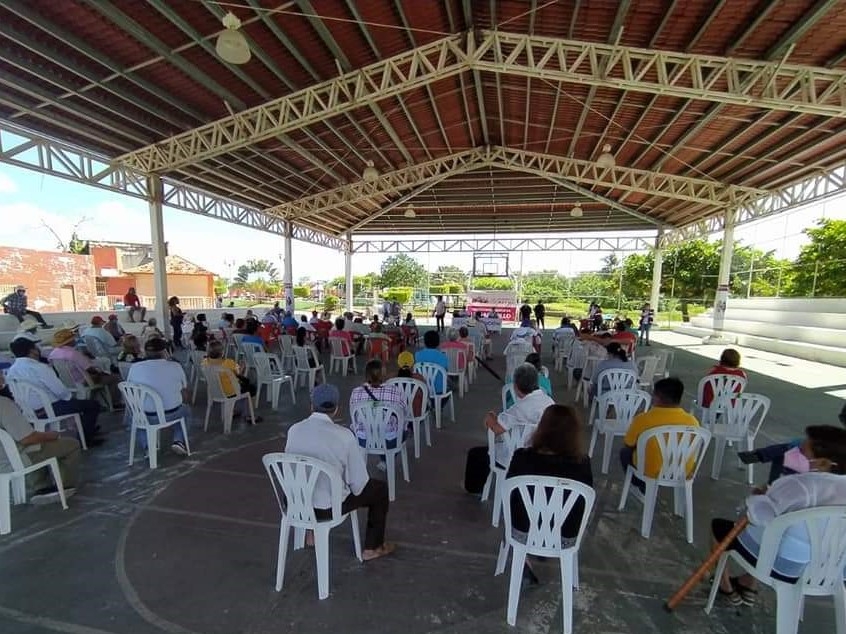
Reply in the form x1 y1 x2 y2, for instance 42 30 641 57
783 447 811 473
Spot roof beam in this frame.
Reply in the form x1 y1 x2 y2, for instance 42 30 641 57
352 236 654 254
117 33 472 173
347 175 458 232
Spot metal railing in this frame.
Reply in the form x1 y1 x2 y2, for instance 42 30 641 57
96 295 214 311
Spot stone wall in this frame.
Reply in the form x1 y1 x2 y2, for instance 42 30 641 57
0 246 97 311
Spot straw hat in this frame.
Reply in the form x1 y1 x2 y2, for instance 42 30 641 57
52 328 77 347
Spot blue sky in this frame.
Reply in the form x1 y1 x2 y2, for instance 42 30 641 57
0 162 842 282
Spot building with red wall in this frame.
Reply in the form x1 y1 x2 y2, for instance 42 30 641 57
0 247 97 311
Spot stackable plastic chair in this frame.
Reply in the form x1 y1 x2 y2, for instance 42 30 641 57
328 337 357 376
709 392 771 484
119 381 191 470
0 428 68 535
691 373 747 429
202 365 255 434
7 379 87 450
277 335 296 372
635 356 660 391
705 506 846 634
385 377 431 458
494 476 596 634
586 367 639 424
49 358 114 412
413 362 454 429
445 347 468 398
293 345 325 390
350 401 410 501
262 453 362 600
618 425 711 543
565 341 586 390
481 424 535 528
587 389 651 474
253 352 295 409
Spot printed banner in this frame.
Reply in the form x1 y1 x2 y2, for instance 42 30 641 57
712 284 728 332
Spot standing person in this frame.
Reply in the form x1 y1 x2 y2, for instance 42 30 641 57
533 300 546 331
285 383 395 561
168 297 185 349
125 338 189 457
639 302 654 346
6 335 103 446
1 285 51 328
123 287 146 323
433 295 446 333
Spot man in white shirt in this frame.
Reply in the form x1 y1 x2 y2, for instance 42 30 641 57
433 295 447 333
125 338 189 456
6 335 103 445
285 383 394 561
81 316 119 357
463 364 554 494
509 305 541 352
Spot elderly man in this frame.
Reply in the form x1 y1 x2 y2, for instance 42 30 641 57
6 335 102 446
48 329 123 407
463 363 554 494
125 338 189 457
0 373 80 503
285 383 394 561
1 285 51 328
123 287 146 323
103 314 125 342
81 316 119 358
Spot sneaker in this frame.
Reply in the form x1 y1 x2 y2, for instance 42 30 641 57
171 440 188 456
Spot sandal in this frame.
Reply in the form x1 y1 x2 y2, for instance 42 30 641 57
731 577 758 606
718 586 743 607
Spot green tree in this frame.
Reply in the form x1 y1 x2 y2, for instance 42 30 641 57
324 295 339 313
430 265 467 291
787 219 846 297
379 254 427 288
293 285 310 299
234 259 280 287
472 277 514 290
383 287 414 303
520 270 568 302
213 276 230 297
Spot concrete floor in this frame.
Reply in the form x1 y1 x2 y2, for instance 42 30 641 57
0 329 843 634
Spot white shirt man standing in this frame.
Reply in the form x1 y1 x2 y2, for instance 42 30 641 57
433 295 447 333
125 338 189 456
285 383 395 561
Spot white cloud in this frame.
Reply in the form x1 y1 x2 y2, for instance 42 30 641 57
0 172 17 194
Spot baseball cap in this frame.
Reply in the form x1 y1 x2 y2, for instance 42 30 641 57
397 350 414 369
90 315 105 325
108 313 118 321
311 383 340 413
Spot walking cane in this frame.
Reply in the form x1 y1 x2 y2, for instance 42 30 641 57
476 356 503 382
663 516 749 612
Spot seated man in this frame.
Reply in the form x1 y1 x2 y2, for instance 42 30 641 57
349 359 409 468
0 376 80 503
6 335 102 446
1 285 51 328
104 314 126 343
281 311 298 330
125 338 189 457
620 377 699 493
463 364 555 494
285 383 395 561
81 316 120 357
48 329 123 407
414 330 449 397
441 329 469 371
123 287 146 323
203 341 261 423
240 319 266 348
510 305 541 352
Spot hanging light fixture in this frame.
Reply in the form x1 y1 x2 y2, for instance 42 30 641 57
216 12 251 65
362 160 379 182
596 143 616 169
403 204 416 219
570 203 583 218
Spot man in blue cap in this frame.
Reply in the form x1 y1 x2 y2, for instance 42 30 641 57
285 383 395 561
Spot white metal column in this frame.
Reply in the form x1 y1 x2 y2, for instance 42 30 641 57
283 222 294 313
344 231 353 313
147 174 170 336
650 231 663 312
711 209 736 337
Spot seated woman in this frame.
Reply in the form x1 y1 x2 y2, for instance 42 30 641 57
702 348 747 407
118 334 143 363
140 317 164 342
504 352 553 409
711 424 846 606
590 342 636 399
506 404 594 582
295 327 316 368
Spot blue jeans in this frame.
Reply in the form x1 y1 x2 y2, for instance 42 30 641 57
125 404 189 450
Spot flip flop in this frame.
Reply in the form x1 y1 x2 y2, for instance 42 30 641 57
363 543 396 561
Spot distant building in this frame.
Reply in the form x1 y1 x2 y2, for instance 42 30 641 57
0 246 97 311
123 255 215 304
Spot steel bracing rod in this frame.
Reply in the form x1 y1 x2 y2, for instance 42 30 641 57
660 161 846 246
117 33 473 172
351 236 655 254
0 121 346 251
265 149 487 219
474 30 846 118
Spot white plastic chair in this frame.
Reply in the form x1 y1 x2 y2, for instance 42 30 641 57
481 425 535 528
202 365 255 434
385 377 431 458
253 352 295 409
262 453 363 600
465 341 478 384
710 392 771 483
293 345 325 390
49 358 114 412
413 362 454 429
350 401 410 502
119 381 191 470
277 335 296 372
240 341 264 379
705 506 846 634
691 373 747 429
505 342 533 383
445 347 468 398
189 351 207 404
501 383 516 412
328 337 357 376
635 356 660 391
117 362 132 381
565 341 586 390
575 354 602 405
587 389 651 474
0 428 68 535
652 349 674 380
494 476 596 634
586 367 639 424
618 425 711 543
552 332 575 371
6 379 87 450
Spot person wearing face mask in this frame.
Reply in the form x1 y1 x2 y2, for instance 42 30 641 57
710 425 846 607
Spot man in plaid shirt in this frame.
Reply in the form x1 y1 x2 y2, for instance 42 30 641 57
1 285 51 328
349 359 409 470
